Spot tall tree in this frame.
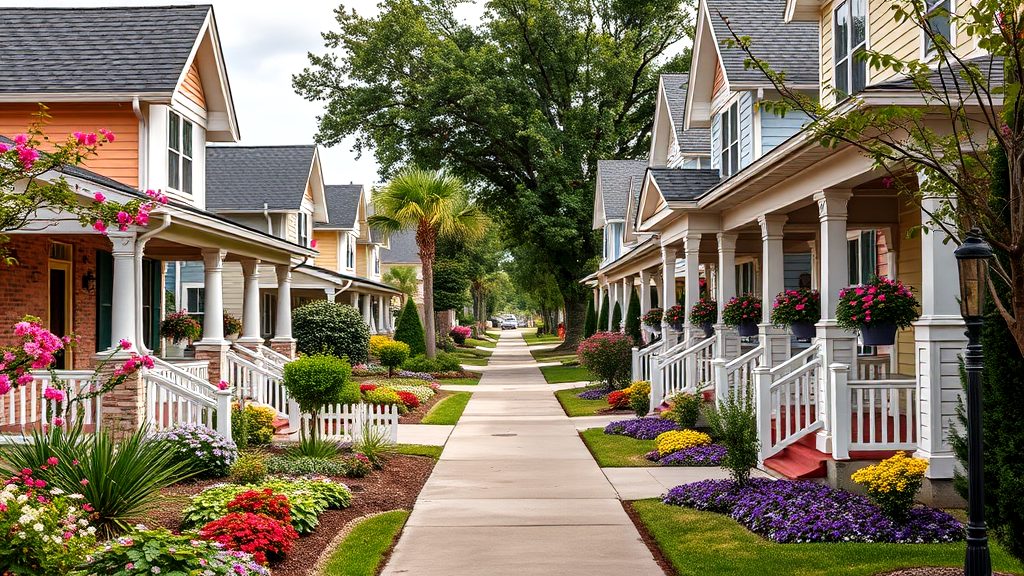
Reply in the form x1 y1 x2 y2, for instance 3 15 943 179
597 292 610 332
294 0 694 348
583 293 597 338
382 266 419 301
368 167 485 358
625 287 642 343
610 302 622 333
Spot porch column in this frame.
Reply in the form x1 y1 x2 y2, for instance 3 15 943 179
108 232 138 352
660 244 678 351
639 269 653 343
377 296 387 334
815 190 857 454
715 232 740 362
271 264 296 358
758 215 790 366
621 276 633 331
238 259 262 346
683 233 702 340
914 190 967 479
194 249 230 387
325 288 336 303
361 293 373 330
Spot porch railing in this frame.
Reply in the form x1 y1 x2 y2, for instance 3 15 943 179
712 345 763 404
302 402 399 442
225 351 292 422
652 336 715 406
149 358 217 400
631 340 662 383
230 344 286 378
755 342 824 461
142 370 230 437
1 371 101 441
830 367 918 459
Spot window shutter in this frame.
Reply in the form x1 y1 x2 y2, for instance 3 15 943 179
711 114 722 171
95 250 113 352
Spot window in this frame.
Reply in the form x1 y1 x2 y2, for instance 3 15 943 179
719 101 740 177
834 0 867 96
183 284 205 314
924 0 952 54
346 235 356 269
848 230 877 285
297 212 309 247
168 111 194 194
374 247 381 275
262 293 276 337
736 262 756 295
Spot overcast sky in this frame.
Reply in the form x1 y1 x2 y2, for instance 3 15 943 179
0 0 485 187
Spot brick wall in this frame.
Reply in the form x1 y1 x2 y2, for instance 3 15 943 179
0 234 109 369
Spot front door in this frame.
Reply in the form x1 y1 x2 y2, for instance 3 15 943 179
48 242 73 369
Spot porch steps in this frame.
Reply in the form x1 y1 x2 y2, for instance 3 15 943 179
763 436 828 479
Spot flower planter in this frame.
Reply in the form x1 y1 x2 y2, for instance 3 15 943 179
700 323 714 338
736 321 759 337
669 321 685 331
860 322 898 346
164 340 186 358
790 321 816 340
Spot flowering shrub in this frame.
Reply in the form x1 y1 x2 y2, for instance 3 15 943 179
0 468 97 573
850 452 928 522
576 331 633 388
837 276 920 329
604 417 680 440
368 335 394 359
395 390 421 409
663 478 963 543
75 528 269 575
232 403 277 446
607 390 629 409
352 362 388 376
689 298 718 326
655 444 727 466
655 429 712 456
223 312 243 336
159 309 202 344
722 294 762 327
622 380 650 416
230 453 268 485
152 424 238 478
200 511 298 565
663 305 686 327
642 308 663 327
770 288 821 326
450 325 472 345
364 387 405 412
662 391 702 429
227 489 291 525
377 383 437 403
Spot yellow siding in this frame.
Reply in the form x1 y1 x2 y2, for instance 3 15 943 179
356 244 368 276
896 199 922 376
182 61 206 110
820 1 834 107
313 231 339 271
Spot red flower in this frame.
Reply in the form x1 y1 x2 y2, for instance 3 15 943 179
227 489 292 525
200 512 297 566
396 390 420 409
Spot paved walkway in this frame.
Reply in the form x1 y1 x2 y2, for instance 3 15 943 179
382 331 663 576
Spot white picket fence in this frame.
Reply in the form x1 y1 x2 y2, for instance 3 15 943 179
0 371 102 442
302 403 399 442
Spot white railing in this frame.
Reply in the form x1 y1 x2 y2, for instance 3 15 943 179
856 355 891 380
713 346 763 404
170 360 209 383
830 370 918 458
653 337 715 405
303 403 399 442
149 358 218 401
755 342 824 461
0 371 101 441
230 344 287 377
259 345 291 372
226 351 291 418
143 370 230 437
631 340 662 382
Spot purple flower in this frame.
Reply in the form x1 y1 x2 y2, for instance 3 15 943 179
604 417 680 440
577 387 610 400
657 444 727 466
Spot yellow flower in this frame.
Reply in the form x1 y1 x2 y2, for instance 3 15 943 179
655 429 712 456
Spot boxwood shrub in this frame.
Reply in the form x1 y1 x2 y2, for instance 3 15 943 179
292 300 370 364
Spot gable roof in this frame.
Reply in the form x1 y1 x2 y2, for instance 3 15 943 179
317 185 364 230
595 160 648 228
0 5 211 94
381 229 420 264
661 74 711 155
650 168 722 202
705 0 818 86
205 145 317 212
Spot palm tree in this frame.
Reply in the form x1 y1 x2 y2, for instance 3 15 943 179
369 167 486 358
382 265 419 302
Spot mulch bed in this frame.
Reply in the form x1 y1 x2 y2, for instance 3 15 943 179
399 390 451 424
146 454 436 576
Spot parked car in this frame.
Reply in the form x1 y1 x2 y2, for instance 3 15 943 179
500 316 518 330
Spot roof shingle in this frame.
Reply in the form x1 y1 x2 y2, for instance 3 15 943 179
598 160 648 222
381 229 420 264
707 0 818 86
205 145 316 212
650 168 722 202
317 184 363 229
661 74 711 155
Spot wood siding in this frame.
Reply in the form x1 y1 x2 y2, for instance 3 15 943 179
313 231 339 271
182 61 206 110
896 199 922 376
356 244 369 277
820 2 835 103
739 92 754 169
761 108 810 154
711 113 721 171
0 103 139 187
712 58 726 100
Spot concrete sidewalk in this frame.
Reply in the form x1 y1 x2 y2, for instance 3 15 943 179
381 331 663 576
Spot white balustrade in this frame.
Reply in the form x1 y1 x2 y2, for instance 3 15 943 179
713 345 763 405
226 351 290 417
631 340 662 383
755 342 824 461
302 403 399 442
142 371 226 433
0 371 101 441
836 377 918 455
148 358 217 401
655 337 715 403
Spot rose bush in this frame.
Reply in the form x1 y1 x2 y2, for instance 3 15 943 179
200 511 298 566
576 331 633 388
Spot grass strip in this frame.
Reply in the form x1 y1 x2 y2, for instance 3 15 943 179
394 444 444 459
554 386 609 417
321 510 410 576
579 428 656 467
465 337 496 348
421 392 472 425
540 364 594 384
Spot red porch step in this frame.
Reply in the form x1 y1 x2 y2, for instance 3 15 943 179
763 436 828 479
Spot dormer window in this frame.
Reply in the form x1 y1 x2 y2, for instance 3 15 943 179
924 0 952 55
719 102 739 177
834 0 867 97
168 111 194 194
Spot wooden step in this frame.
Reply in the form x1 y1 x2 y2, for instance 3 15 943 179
763 437 828 479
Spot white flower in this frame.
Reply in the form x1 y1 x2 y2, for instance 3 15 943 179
33 523 44 532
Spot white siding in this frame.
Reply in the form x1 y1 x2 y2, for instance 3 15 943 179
710 113 722 171
739 92 754 169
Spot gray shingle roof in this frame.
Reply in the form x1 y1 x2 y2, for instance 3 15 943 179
0 5 210 94
381 229 420 264
870 55 1003 92
661 74 711 155
650 168 722 201
205 145 316 211
598 160 648 221
317 184 363 229
707 0 818 85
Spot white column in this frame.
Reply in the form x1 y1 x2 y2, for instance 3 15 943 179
639 269 653 318
660 245 678 350
325 288 336 303
274 264 293 341
377 296 387 333
108 232 138 352
198 248 227 344
683 233 702 339
715 232 740 361
758 215 790 366
238 259 262 343
621 276 632 330
361 292 372 329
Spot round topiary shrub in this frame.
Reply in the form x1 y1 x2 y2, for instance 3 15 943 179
153 424 238 479
292 301 370 364
282 354 358 437
378 340 411 377
576 331 634 389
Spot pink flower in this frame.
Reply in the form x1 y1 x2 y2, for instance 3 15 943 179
51 417 64 427
119 339 132 350
0 376 10 395
217 380 229 390
0 143 9 153
134 212 149 226
140 355 154 369
43 387 66 402
116 211 131 225
93 220 108 234
310 238 318 248
17 146 39 169
13 134 28 146
99 128 115 142
795 304 805 311
93 192 106 203
85 133 97 146
80 479 89 486
16 373 33 386
73 132 88 145
46 457 58 466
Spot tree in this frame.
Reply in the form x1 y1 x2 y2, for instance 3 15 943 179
432 258 469 336
720 0 1024 355
282 354 357 439
367 167 485 358
597 292 610 332
294 0 694 349
382 266 419 301
610 302 623 333
583 293 597 338
393 297 426 357
625 288 642 343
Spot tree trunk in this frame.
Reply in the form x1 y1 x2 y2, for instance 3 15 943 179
437 310 453 341
417 222 437 358
558 292 587 351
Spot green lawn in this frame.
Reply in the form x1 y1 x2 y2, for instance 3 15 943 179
421 392 472 425
540 364 594 384
437 371 482 386
630 499 1024 576
579 428 655 467
465 337 496 348
322 510 409 576
523 331 562 345
485 331 501 340
453 348 491 366
554 386 612 417
394 444 444 459
530 348 578 363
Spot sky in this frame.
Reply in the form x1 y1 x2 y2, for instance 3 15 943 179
0 0 484 187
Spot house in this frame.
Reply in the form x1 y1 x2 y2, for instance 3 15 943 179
0 5 316 436
589 0 985 501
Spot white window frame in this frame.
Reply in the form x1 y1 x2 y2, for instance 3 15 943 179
168 110 194 195
262 292 276 337
346 234 356 269
297 212 310 247
736 261 756 295
834 0 868 97
182 283 205 314
719 101 740 177
923 0 954 57
373 246 381 275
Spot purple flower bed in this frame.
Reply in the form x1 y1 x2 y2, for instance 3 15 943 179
663 478 964 544
577 387 610 400
604 417 680 439
658 445 727 466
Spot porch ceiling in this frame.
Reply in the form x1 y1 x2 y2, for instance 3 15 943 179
143 221 301 264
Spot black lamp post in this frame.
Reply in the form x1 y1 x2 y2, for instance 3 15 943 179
954 228 993 576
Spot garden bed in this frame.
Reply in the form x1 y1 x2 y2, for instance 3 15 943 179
399 390 452 424
554 386 630 417
147 453 436 576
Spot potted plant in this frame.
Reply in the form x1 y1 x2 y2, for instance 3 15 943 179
770 288 820 340
642 308 663 331
663 305 686 331
837 276 920 346
722 294 762 337
223 312 243 340
688 298 718 338
160 309 202 358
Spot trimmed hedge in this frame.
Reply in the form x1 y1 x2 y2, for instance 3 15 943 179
292 301 370 364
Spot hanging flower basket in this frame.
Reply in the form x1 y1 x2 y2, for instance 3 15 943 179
770 288 821 341
836 276 920 347
664 305 686 331
689 298 718 339
723 294 762 337
642 308 664 328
